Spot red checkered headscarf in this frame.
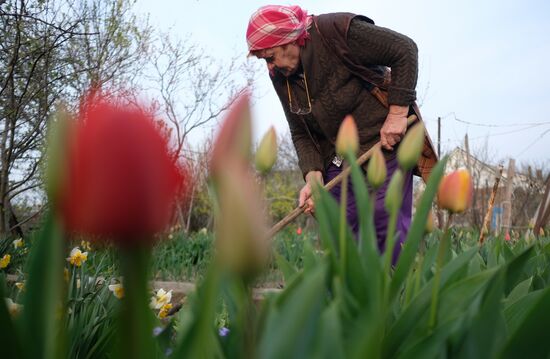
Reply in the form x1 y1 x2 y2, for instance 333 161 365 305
246 5 312 52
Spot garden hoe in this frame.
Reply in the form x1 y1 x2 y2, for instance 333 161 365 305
268 114 422 238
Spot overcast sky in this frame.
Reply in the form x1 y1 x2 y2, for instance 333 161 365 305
134 0 550 170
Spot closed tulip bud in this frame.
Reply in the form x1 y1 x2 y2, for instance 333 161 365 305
336 115 359 156
210 93 252 178
385 170 404 214
215 167 270 280
426 210 435 233
255 126 278 174
437 169 473 213
367 145 387 189
397 122 425 171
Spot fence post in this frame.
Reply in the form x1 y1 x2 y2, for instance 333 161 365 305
534 175 550 237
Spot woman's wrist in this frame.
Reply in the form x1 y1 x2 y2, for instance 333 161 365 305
305 170 323 184
388 104 409 116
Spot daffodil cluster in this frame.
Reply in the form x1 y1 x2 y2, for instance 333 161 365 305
80 240 92 252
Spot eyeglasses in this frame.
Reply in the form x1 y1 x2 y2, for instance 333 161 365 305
286 68 312 115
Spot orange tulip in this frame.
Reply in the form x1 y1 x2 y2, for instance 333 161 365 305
437 169 473 213
336 115 359 156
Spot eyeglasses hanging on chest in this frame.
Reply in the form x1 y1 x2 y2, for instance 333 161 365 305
286 69 312 115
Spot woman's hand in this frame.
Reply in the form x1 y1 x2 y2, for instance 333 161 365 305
299 171 323 215
380 105 408 151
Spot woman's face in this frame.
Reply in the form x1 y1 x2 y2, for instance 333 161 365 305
255 43 301 76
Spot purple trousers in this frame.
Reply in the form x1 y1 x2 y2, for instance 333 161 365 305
324 156 413 264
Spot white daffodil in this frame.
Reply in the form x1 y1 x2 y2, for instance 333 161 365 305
12 238 24 249
15 282 25 291
66 247 88 267
108 283 124 299
150 288 172 309
5 298 21 317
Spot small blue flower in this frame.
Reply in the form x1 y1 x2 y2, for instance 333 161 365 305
153 326 163 337
218 327 230 337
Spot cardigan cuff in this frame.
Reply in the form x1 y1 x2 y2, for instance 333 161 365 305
387 86 416 106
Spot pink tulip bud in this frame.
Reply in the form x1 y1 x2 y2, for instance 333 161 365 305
336 115 359 156
215 166 270 279
210 93 252 178
437 169 473 213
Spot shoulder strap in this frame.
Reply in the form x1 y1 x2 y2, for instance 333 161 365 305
312 15 388 93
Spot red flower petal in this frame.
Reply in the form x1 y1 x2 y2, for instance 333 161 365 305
60 95 186 243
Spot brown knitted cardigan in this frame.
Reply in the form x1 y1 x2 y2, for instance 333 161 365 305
270 12 421 179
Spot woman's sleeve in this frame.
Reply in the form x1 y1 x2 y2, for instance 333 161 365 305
347 18 418 106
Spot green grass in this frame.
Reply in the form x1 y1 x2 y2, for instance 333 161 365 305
1 225 315 286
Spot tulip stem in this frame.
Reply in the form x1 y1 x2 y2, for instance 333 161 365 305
384 210 399 279
414 254 425 296
429 214 453 330
339 173 348 280
118 244 156 359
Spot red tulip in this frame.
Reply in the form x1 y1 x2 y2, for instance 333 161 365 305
296 227 302 235
437 169 473 214
58 95 186 243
